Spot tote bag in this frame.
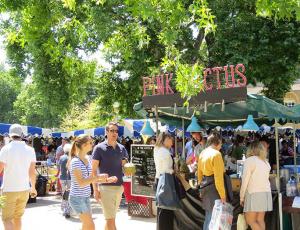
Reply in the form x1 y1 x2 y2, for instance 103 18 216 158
156 173 180 210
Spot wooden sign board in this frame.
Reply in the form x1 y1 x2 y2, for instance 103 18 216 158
142 63 248 108
143 87 247 108
131 144 156 198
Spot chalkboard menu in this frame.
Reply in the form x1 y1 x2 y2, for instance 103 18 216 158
131 144 156 198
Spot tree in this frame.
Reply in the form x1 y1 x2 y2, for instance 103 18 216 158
1 0 217 125
84 0 299 105
58 99 129 131
256 0 300 21
0 69 20 123
65 0 216 105
207 0 300 101
13 82 57 127
0 0 98 127
0 0 299 129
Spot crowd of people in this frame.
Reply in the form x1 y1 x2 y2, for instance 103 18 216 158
0 122 130 230
183 130 299 175
154 125 299 230
0 121 299 230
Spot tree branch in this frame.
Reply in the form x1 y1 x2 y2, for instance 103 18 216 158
192 28 205 63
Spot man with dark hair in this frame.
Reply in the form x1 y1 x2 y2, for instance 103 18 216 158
186 132 204 164
185 132 206 180
0 124 37 230
92 122 128 230
280 140 294 165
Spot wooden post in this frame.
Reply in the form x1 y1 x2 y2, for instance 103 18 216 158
155 106 159 138
182 119 185 160
293 123 298 181
175 128 178 158
275 119 283 230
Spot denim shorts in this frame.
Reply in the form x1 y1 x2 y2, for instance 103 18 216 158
69 196 91 214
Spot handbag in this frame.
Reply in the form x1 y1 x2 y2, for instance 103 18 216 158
156 173 180 210
237 213 248 230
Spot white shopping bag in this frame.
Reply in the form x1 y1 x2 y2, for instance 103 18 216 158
209 200 233 230
237 214 248 230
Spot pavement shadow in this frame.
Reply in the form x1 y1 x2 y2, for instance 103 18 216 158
91 206 104 214
26 197 61 209
89 201 127 214
128 216 156 223
67 215 108 224
66 217 81 223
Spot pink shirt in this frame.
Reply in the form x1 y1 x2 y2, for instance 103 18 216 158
240 156 271 201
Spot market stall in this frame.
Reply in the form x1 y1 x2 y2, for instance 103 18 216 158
133 67 300 230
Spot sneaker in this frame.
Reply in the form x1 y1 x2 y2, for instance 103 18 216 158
65 214 71 219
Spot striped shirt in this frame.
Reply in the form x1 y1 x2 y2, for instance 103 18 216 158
69 157 92 197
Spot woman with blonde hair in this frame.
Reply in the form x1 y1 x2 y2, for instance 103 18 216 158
154 132 174 230
154 132 174 181
240 141 272 230
68 134 114 230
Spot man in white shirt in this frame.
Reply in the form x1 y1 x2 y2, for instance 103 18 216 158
0 124 37 230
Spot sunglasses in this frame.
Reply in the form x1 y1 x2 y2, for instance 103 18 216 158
108 129 118 133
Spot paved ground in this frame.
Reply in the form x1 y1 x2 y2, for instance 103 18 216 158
15 195 156 230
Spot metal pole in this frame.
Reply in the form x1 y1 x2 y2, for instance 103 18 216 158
293 123 297 179
182 119 185 160
174 128 179 171
155 106 159 139
279 193 283 230
175 128 178 158
275 119 283 230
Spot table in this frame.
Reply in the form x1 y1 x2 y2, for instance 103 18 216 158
282 196 300 230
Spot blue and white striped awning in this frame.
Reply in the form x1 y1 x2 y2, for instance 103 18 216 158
52 125 126 138
0 123 52 136
123 119 169 137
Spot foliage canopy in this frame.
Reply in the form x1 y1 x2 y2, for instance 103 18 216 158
0 0 298 129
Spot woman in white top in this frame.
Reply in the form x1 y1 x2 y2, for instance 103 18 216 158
240 141 272 230
154 132 174 180
154 132 174 230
